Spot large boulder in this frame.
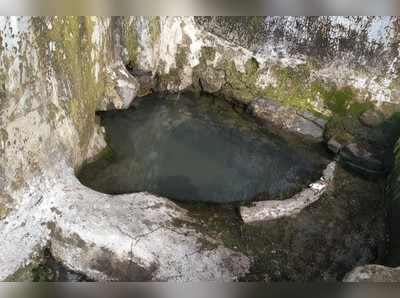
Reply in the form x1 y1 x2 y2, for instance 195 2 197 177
359 109 385 128
247 98 326 142
99 63 139 111
198 67 226 94
324 109 398 177
51 181 251 281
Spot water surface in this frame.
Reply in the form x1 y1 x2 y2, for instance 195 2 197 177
78 93 327 203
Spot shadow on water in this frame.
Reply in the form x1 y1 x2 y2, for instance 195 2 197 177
78 92 329 204
382 112 400 266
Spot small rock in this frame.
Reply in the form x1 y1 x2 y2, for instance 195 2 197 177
115 72 139 108
359 109 384 128
322 161 336 181
301 110 327 128
344 265 400 282
339 143 386 176
100 63 139 110
327 137 343 154
309 181 326 192
199 67 226 93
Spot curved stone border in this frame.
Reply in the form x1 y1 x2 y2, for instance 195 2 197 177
240 162 336 224
0 161 250 281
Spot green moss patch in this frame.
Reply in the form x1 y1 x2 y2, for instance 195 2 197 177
148 17 161 46
5 248 91 282
321 86 372 118
316 85 376 145
31 17 109 162
5 250 55 282
122 20 140 66
200 47 216 63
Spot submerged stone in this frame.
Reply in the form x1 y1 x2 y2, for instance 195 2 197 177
78 93 327 203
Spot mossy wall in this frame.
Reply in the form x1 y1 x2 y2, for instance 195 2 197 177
116 17 399 119
33 17 105 152
0 17 120 202
1 16 400 211
0 16 399 280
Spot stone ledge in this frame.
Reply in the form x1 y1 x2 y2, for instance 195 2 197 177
240 162 336 224
247 97 327 142
1 162 251 281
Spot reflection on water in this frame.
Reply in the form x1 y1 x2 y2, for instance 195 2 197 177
78 93 327 203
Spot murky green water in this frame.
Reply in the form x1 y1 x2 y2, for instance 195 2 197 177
78 93 327 203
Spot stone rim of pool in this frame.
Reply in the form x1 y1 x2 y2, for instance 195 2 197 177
77 92 331 205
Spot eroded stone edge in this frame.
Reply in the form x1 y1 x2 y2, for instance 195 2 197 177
240 162 336 224
0 162 251 281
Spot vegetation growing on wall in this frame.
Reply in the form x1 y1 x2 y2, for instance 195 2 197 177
121 18 140 67
222 57 260 102
148 17 161 46
32 17 109 165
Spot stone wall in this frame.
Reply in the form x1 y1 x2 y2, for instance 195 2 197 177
0 16 399 281
0 16 253 280
196 17 400 108
120 17 400 115
2 16 399 203
0 17 139 213
0 17 141 278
